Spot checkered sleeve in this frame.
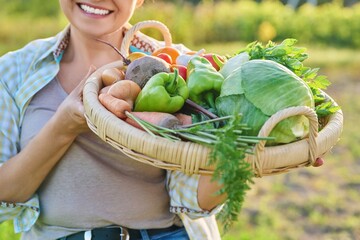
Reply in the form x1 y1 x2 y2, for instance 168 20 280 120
0 52 21 164
167 171 223 219
0 196 40 233
0 51 41 233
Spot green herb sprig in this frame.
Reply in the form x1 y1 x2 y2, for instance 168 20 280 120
207 112 256 233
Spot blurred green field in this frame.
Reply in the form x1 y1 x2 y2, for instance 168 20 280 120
1 2 360 240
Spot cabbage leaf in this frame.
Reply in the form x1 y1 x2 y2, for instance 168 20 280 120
216 59 314 145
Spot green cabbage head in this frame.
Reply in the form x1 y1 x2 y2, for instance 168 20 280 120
215 59 314 145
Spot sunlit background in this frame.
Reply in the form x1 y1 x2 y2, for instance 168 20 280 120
0 0 359 239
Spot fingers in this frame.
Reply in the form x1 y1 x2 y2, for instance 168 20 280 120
71 65 97 97
313 157 325 167
77 65 97 90
83 65 97 81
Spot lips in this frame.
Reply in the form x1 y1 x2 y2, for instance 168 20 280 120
78 3 112 16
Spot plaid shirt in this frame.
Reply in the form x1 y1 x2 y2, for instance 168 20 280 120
0 25 222 239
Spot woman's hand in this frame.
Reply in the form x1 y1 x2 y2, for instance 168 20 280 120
54 66 96 138
313 157 325 167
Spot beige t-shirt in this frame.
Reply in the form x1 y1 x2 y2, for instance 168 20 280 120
20 78 178 240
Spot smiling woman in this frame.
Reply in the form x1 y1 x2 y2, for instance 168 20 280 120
0 0 224 240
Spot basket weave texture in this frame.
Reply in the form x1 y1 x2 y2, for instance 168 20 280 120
83 20 343 177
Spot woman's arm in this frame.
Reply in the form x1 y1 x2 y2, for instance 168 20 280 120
197 175 227 211
0 115 78 202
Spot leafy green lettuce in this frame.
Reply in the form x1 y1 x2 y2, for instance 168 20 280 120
216 59 314 145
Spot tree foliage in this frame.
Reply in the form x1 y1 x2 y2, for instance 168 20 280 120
0 0 59 17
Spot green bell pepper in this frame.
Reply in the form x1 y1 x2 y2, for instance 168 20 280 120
187 56 224 109
134 69 189 113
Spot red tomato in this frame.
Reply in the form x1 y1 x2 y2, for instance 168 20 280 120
156 53 173 65
202 53 225 71
171 65 187 81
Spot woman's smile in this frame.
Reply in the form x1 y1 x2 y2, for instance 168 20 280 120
77 2 113 17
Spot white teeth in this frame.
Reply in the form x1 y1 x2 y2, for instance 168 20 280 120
80 4 110 15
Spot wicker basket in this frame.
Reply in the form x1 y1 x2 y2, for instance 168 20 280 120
83 20 343 177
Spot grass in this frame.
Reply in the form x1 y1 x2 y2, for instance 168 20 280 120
1 13 359 240
0 221 20 240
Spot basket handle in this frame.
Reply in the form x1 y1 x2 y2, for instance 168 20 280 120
121 20 173 56
253 106 319 177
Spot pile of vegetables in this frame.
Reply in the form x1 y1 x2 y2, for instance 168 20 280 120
97 38 340 231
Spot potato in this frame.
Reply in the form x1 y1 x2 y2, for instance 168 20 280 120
125 55 171 88
101 67 125 86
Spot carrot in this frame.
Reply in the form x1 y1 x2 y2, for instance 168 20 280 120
125 111 181 130
107 80 141 108
98 93 131 119
101 67 125 86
